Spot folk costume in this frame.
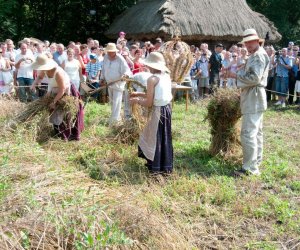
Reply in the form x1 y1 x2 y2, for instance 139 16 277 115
32 55 84 140
135 52 173 173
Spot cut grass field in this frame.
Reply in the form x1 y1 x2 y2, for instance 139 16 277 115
0 99 299 249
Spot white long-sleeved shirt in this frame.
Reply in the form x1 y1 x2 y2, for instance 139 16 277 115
100 54 132 91
237 46 270 114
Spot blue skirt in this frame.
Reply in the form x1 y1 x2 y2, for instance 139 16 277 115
138 104 173 173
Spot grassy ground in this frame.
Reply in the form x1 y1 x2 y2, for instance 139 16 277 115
0 99 299 249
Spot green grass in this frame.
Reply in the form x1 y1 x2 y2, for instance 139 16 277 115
0 100 299 249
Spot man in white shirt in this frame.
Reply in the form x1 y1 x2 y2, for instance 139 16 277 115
15 43 36 102
100 43 132 124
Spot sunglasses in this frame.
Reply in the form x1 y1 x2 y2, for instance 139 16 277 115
232 56 237 57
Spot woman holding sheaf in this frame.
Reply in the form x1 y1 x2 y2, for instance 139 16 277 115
130 52 173 174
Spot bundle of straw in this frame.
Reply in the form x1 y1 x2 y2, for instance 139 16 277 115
205 89 242 159
161 37 194 83
112 79 148 144
14 95 80 124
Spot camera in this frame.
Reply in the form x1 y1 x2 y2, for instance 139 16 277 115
297 51 300 57
275 50 281 62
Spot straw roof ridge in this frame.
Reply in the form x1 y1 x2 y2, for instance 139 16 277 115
106 0 281 42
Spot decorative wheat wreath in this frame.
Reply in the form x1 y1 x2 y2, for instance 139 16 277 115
160 36 194 84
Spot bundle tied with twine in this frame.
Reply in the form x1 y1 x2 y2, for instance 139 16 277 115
11 95 80 142
113 78 148 144
161 37 194 83
205 88 242 160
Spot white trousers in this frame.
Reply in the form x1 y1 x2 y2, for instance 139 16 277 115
241 112 263 174
108 87 123 124
123 88 131 119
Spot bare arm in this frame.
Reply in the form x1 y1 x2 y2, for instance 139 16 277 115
31 71 45 90
51 71 66 105
130 76 158 107
15 58 24 69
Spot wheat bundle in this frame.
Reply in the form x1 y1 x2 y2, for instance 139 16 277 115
14 95 80 124
112 79 148 144
205 88 242 159
161 38 193 83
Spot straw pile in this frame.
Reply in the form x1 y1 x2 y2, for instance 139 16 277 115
161 37 194 83
0 97 24 120
205 88 242 159
113 79 148 145
14 95 80 124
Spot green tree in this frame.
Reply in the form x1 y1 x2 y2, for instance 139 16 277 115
11 0 136 44
0 0 18 40
247 0 300 46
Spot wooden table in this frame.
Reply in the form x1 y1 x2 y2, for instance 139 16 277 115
172 84 192 111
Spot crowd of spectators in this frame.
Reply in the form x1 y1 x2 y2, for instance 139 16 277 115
0 33 299 108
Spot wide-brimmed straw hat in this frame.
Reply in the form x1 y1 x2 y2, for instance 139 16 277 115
31 54 57 70
240 28 260 44
143 52 170 73
104 43 118 53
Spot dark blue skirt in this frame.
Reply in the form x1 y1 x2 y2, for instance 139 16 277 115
138 104 173 173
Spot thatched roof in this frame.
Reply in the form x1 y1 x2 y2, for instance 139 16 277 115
106 0 281 42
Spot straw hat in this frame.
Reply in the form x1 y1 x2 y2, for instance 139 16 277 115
104 43 118 53
143 52 170 72
31 54 57 70
240 28 260 44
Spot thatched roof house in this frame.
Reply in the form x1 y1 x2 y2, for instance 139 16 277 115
106 0 281 45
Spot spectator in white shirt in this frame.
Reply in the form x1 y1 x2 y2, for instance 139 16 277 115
15 42 36 102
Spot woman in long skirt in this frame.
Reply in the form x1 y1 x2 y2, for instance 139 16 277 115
31 54 84 140
130 52 173 174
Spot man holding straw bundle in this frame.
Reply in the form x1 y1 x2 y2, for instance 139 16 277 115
227 29 270 176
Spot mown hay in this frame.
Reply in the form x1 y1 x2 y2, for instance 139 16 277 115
0 97 24 120
205 88 242 159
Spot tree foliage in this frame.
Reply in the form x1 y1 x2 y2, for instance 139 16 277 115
247 0 300 46
1 0 136 44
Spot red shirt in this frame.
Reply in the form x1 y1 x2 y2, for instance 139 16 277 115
133 61 144 75
80 54 89 76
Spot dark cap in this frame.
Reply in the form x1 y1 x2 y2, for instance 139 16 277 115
89 54 97 60
216 43 224 48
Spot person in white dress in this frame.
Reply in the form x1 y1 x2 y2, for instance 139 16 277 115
0 48 13 95
61 48 83 90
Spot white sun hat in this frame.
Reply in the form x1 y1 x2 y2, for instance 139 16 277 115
31 54 57 70
104 43 119 53
241 28 260 44
143 52 170 73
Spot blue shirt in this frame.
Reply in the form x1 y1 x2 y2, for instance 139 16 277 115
276 56 292 77
86 61 102 79
53 51 67 66
197 56 209 78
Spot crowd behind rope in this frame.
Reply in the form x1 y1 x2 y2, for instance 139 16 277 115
0 33 299 109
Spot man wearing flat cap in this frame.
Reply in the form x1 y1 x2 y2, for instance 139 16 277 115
227 28 270 176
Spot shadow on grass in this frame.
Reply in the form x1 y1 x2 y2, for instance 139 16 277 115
175 143 239 177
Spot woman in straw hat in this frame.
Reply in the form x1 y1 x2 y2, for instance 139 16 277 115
31 54 84 140
130 52 173 174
